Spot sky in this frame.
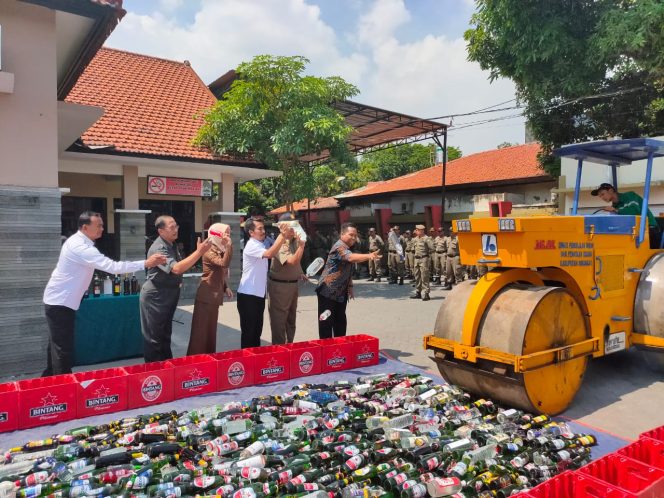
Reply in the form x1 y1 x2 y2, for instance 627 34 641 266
106 0 526 156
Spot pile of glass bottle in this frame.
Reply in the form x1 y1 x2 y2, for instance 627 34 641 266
0 373 596 498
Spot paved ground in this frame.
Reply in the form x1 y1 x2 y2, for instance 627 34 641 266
77 276 664 441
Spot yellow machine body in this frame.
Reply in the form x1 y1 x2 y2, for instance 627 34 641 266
424 214 664 414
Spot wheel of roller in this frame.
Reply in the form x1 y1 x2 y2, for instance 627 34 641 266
433 282 588 414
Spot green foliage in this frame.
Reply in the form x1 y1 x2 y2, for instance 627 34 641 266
195 55 359 203
237 181 278 216
465 0 664 177
496 141 518 149
356 143 462 184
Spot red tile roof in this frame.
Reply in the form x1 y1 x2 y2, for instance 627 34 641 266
65 47 257 164
269 196 340 215
338 143 548 199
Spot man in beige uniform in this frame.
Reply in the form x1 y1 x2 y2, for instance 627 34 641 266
387 226 405 285
433 227 447 285
410 224 434 301
405 231 415 280
367 228 384 282
443 230 463 290
268 214 306 344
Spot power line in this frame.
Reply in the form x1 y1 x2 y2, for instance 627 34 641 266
440 86 647 133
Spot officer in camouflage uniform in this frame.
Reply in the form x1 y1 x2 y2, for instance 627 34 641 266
443 230 463 290
367 228 384 282
410 224 434 301
387 226 405 285
433 227 446 285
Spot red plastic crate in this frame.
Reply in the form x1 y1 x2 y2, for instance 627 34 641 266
578 453 664 498
124 361 174 409
529 470 637 498
315 337 354 373
245 345 290 384
346 334 380 368
169 354 217 399
641 425 664 443
18 374 77 429
283 341 322 378
74 367 128 418
618 438 664 471
0 382 18 433
211 350 255 390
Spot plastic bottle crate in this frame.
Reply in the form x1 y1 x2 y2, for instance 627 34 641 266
528 470 638 498
0 382 18 433
18 374 77 429
74 367 128 418
314 337 355 373
245 345 290 384
618 438 664 472
283 341 322 378
168 354 217 399
124 361 174 409
346 334 380 368
641 425 664 443
211 349 255 390
577 453 664 498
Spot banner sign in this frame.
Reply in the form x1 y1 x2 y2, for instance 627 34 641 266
147 175 213 197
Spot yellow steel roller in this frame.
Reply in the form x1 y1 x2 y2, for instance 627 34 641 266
433 282 589 414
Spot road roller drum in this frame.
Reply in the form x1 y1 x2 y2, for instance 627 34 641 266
433 282 589 414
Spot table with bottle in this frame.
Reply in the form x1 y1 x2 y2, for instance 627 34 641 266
74 273 143 366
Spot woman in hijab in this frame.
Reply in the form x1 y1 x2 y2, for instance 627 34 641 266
187 223 233 355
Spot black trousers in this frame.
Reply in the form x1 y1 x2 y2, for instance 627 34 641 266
43 304 76 377
317 293 348 339
650 226 662 249
140 282 180 363
237 292 265 348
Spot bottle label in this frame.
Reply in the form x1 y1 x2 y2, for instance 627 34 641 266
25 471 49 486
393 472 408 485
232 489 257 498
21 485 42 498
277 469 293 483
345 454 363 470
290 474 306 485
193 476 215 488
240 467 261 479
424 456 440 470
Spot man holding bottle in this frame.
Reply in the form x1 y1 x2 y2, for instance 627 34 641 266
43 211 167 376
140 215 213 362
316 222 381 339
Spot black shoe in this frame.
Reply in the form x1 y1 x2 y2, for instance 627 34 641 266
399 278 404 285
410 292 421 299
389 280 396 284
368 277 374 282
376 277 381 282
442 285 452 291
422 294 430 301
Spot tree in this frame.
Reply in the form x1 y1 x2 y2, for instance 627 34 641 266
237 181 278 216
497 141 518 149
357 143 463 183
195 55 359 206
465 0 664 176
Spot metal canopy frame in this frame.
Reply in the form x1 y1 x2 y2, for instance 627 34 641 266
553 138 664 247
301 100 447 164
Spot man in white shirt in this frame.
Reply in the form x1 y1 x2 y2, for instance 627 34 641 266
43 211 166 376
236 218 285 348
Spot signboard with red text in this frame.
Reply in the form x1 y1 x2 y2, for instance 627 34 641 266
147 175 213 197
